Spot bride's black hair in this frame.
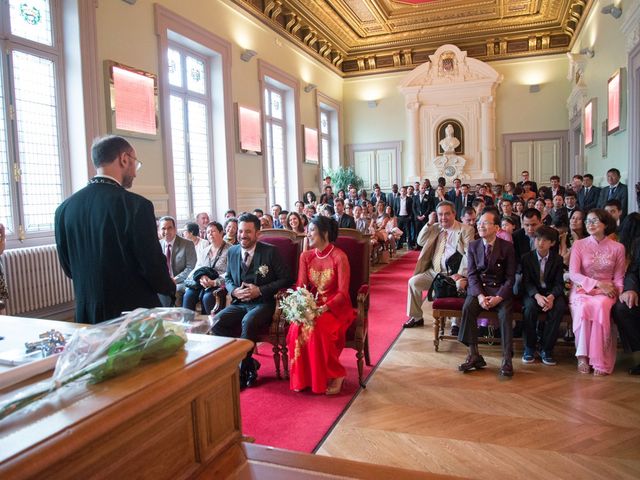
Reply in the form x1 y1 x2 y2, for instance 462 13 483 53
310 215 338 243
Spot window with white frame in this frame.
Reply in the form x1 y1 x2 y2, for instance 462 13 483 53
319 107 332 169
0 0 68 242
264 85 288 207
167 44 213 222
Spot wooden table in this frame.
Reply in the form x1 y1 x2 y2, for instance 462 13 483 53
0 316 445 479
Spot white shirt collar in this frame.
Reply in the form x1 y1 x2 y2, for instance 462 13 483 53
536 251 549 263
241 245 257 257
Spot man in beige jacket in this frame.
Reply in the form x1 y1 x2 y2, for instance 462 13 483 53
404 200 475 329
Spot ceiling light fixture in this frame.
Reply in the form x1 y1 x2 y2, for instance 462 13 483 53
529 84 541 93
367 100 378 108
240 49 257 62
304 83 317 93
601 4 622 19
579 48 595 58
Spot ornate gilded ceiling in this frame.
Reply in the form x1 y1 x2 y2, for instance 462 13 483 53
231 0 592 76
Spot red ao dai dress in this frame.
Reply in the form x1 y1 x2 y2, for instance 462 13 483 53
287 244 355 393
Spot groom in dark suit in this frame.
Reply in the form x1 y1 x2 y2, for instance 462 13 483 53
458 209 516 377
55 135 175 324
212 213 291 388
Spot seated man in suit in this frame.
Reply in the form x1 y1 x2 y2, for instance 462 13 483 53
333 198 357 229
613 238 640 375
499 198 521 230
458 210 516 377
521 226 567 366
404 201 475 328
159 216 197 307
212 213 291 388
546 176 566 200
549 194 569 229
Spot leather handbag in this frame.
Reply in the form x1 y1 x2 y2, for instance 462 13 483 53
427 273 462 300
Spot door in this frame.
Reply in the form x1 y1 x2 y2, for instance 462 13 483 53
510 138 561 187
349 143 400 191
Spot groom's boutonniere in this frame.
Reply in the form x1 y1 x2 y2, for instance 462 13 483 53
257 265 269 277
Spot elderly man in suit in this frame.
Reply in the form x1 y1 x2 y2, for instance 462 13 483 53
159 216 197 307
404 200 475 328
55 135 176 324
458 209 516 377
578 174 601 211
597 168 628 219
212 213 291 388
613 239 640 375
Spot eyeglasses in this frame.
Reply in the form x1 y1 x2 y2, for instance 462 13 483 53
585 218 601 225
476 221 495 227
127 152 142 171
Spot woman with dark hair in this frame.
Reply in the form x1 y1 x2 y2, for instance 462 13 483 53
304 191 317 205
287 215 354 395
285 211 305 234
357 189 368 206
183 221 210 261
569 209 626 375
560 209 587 266
183 221 230 314
224 218 238 245
337 189 346 200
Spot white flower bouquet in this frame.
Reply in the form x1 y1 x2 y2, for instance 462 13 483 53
279 286 322 327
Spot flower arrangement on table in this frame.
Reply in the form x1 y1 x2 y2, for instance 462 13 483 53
0 308 190 421
279 286 322 327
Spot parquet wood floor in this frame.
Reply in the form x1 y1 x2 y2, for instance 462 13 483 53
318 299 640 479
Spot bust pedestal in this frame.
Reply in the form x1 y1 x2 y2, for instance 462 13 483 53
434 154 468 183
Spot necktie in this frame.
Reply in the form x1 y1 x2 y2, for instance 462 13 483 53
485 243 492 264
166 243 172 276
242 251 250 274
432 230 448 273
539 256 546 287
608 187 615 200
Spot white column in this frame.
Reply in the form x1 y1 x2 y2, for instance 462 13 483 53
405 101 421 182
480 96 496 181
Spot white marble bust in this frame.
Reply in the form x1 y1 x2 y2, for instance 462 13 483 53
439 124 460 154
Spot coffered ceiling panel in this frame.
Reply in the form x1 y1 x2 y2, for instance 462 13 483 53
231 0 592 76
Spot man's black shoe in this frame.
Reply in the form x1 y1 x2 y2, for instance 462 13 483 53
403 317 424 328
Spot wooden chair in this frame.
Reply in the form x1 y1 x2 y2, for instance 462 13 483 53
256 229 305 379
335 228 372 387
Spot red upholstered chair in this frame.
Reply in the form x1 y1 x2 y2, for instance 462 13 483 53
256 229 304 379
334 228 372 388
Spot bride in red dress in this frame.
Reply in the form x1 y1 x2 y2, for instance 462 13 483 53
287 215 355 395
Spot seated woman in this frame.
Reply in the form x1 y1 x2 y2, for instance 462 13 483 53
560 209 587 266
287 216 355 395
569 209 626 376
224 217 238 245
304 190 317 206
502 182 517 202
520 181 536 203
183 221 210 262
384 205 402 251
182 221 230 315
285 211 306 234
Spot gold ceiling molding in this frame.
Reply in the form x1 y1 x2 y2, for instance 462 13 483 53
230 0 593 77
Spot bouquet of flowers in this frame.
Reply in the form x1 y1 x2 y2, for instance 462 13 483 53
0 308 189 421
279 286 322 327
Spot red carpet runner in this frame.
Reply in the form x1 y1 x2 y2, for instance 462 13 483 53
240 250 419 452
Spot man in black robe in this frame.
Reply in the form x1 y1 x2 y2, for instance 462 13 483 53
55 135 175 324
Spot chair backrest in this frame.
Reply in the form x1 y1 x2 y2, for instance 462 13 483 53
258 228 304 282
334 228 371 307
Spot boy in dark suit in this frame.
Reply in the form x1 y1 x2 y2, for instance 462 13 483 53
458 210 516 377
212 213 292 388
520 226 567 366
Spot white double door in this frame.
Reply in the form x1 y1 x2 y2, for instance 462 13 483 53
352 147 397 191
511 139 561 187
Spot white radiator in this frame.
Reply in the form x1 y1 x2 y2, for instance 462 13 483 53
2 245 75 318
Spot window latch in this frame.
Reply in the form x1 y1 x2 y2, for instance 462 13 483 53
18 225 25 242
13 164 21 182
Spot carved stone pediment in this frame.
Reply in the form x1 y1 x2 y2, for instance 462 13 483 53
399 45 502 89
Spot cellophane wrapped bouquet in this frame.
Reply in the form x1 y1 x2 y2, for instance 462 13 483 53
279 286 322 327
0 308 192 421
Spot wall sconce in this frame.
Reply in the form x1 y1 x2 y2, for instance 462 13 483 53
579 48 595 58
304 83 317 93
529 84 541 93
240 49 257 62
601 4 622 19
367 100 378 108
